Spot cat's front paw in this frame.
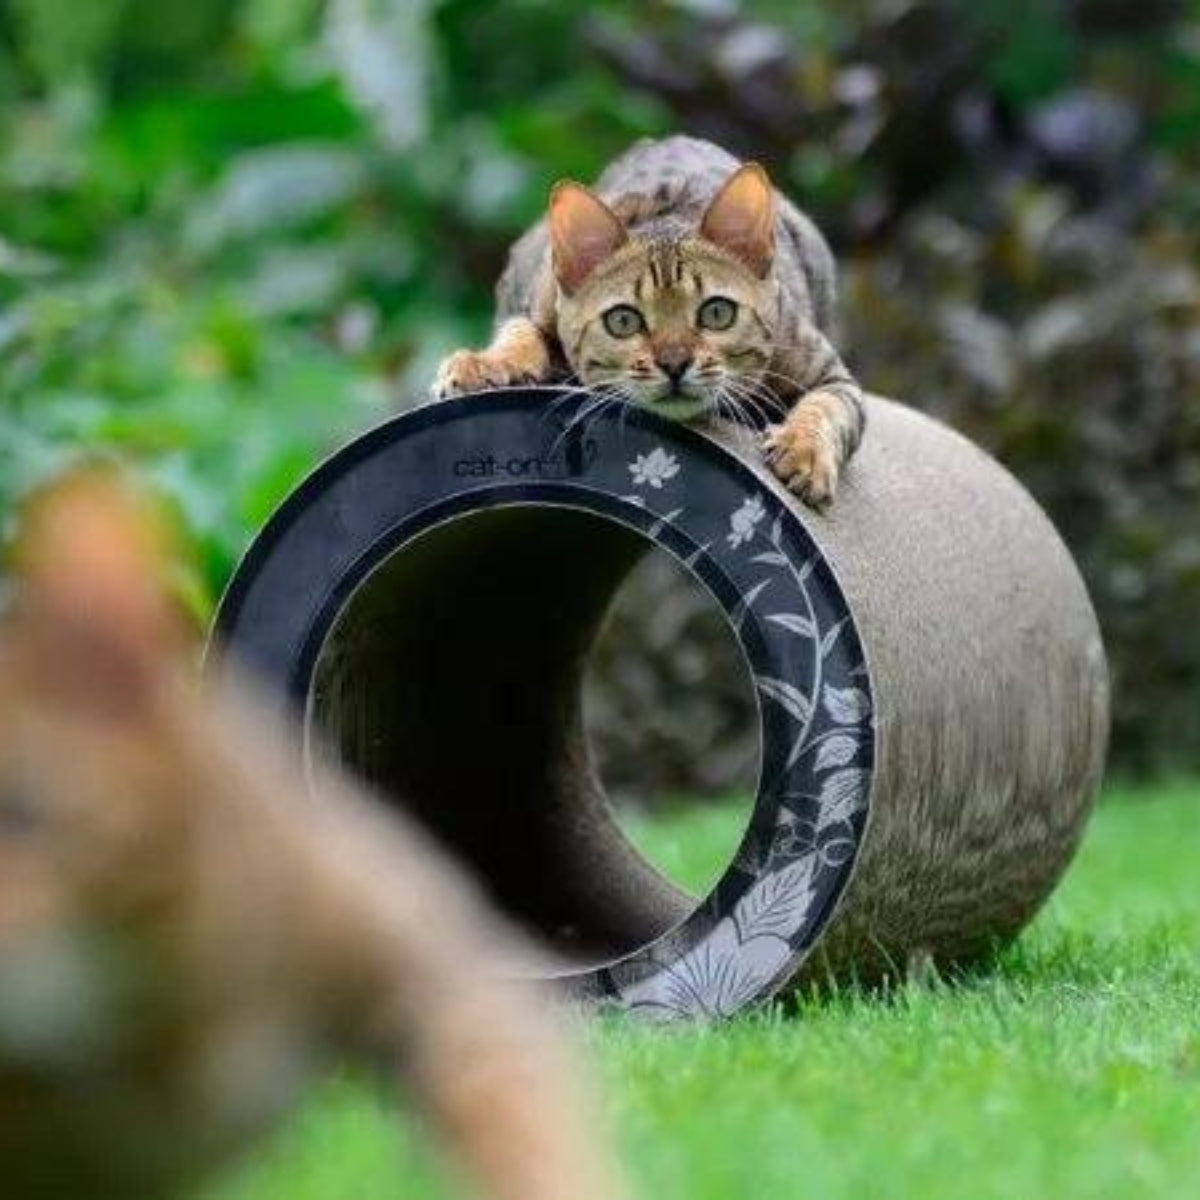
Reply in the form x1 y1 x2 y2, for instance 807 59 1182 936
431 350 537 399
762 410 839 509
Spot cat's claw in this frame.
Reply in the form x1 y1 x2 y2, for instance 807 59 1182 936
762 419 839 509
431 350 539 399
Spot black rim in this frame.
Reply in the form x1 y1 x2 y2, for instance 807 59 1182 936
213 388 876 1019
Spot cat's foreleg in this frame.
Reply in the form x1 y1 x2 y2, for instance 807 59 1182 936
762 323 865 508
432 317 555 399
326 804 628 1200
401 985 629 1200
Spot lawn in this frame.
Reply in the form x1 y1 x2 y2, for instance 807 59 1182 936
210 783 1200 1200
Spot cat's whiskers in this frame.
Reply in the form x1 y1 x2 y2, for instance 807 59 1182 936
616 386 636 441
543 381 629 461
564 389 618 438
715 388 750 430
713 390 740 430
713 383 757 434
608 385 642 444
723 365 784 396
562 376 641 445
733 373 798 422
542 383 615 460
543 382 609 423
714 375 777 429
716 390 753 432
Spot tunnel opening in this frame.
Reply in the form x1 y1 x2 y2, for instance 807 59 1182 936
306 502 759 975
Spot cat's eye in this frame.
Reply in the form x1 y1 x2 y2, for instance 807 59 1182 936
697 296 738 331
602 305 645 339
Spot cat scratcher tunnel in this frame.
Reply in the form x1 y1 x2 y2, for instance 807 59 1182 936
213 388 1108 1020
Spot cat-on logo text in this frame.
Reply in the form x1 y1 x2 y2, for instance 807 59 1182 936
452 437 598 480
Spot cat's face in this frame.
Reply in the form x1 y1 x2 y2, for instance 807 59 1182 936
550 164 779 421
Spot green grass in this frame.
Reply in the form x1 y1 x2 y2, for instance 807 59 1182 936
621 797 754 895
210 784 1200 1200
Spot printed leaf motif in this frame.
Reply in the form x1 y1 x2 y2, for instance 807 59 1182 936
823 686 871 724
786 730 807 769
820 617 847 659
817 768 870 829
602 462 876 1020
732 856 817 942
619 920 790 1021
757 676 813 724
814 733 858 771
766 612 816 638
647 507 684 538
732 580 771 630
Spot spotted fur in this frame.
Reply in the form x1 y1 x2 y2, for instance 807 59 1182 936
432 136 866 507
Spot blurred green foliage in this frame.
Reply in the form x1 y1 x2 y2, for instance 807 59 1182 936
3 0 1200 773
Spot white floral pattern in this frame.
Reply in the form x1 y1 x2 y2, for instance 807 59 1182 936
225 385 875 1023
628 446 680 489
726 494 766 547
588 407 875 1018
619 858 818 1021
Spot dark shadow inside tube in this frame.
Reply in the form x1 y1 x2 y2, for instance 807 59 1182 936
307 504 721 972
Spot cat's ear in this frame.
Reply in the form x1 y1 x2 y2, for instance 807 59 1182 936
549 181 627 293
12 469 185 714
699 163 776 277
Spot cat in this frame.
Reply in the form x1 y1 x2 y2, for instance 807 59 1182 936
0 472 628 1200
432 135 865 507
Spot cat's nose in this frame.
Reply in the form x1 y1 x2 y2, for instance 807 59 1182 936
654 346 693 383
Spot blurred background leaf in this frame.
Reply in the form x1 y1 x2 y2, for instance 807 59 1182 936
3 0 1200 790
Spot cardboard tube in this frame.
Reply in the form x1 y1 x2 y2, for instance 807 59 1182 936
213 389 1108 1018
